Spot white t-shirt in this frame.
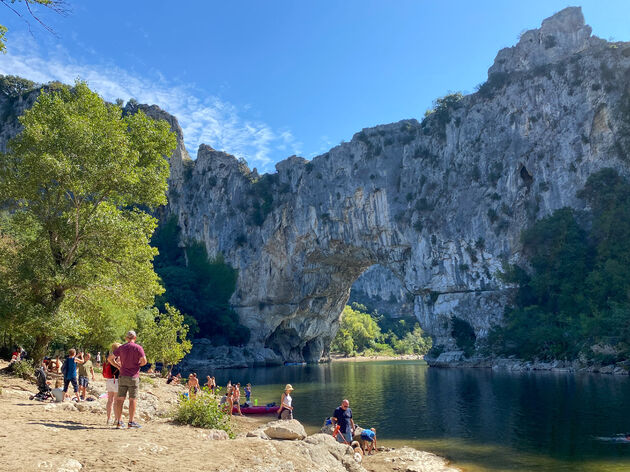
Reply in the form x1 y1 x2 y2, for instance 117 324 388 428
284 393 292 407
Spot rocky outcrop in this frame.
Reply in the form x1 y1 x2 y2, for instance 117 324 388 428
163 7 630 362
363 447 459 472
262 419 307 440
2 8 630 365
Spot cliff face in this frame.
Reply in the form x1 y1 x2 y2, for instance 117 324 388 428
161 8 630 361
2 8 630 364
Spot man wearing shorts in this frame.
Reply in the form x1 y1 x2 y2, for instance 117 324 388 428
113 331 147 429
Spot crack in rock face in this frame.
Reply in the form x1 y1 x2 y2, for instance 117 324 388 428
2 7 630 364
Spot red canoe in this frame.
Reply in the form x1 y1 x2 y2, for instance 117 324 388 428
233 405 278 415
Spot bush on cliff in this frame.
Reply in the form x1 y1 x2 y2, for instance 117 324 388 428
488 169 630 362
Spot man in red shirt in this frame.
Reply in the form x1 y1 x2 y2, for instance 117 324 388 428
113 330 147 429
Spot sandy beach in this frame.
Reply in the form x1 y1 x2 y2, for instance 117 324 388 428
0 361 457 472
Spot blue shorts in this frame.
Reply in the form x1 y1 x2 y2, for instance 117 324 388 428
78 376 89 388
336 430 352 444
63 378 78 393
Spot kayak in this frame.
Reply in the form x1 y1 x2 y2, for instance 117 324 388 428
233 405 278 415
284 362 306 366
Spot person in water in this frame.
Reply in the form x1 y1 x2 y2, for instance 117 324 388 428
278 384 294 420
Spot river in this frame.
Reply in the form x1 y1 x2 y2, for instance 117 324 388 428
195 360 630 471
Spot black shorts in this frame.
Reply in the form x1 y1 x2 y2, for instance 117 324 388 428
63 378 78 393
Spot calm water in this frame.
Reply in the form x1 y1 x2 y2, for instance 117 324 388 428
194 361 630 472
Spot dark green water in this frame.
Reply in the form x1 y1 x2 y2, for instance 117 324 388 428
197 360 630 471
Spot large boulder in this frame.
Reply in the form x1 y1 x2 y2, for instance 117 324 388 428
263 419 307 440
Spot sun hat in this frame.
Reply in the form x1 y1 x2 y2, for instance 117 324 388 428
284 384 294 391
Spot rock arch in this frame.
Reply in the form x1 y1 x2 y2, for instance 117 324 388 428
161 7 630 362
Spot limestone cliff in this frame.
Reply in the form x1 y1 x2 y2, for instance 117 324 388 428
2 7 630 365
162 7 630 362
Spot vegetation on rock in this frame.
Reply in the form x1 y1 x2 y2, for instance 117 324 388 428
487 169 630 362
152 215 250 345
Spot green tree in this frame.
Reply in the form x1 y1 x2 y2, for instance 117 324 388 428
0 81 176 363
136 304 192 369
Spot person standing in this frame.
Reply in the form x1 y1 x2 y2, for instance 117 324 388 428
331 399 355 444
104 343 121 425
61 349 81 402
278 384 294 420
96 351 102 366
113 331 147 429
78 353 95 400
245 383 252 403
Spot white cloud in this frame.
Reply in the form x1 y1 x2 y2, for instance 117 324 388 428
0 36 302 173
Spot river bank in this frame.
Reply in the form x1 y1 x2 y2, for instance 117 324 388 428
330 353 424 362
0 361 458 472
426 350 630 375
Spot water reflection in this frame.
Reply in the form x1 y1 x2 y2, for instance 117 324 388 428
192 361 630 472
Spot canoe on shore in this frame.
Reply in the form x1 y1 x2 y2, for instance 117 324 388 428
233 405 278 415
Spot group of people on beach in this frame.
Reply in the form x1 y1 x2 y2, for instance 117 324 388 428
22 335 379 454
33 330 147 429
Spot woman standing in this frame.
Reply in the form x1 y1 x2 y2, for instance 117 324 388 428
104 343 121 424
278 384 294 420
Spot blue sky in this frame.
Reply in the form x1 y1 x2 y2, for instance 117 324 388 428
1 1 629 173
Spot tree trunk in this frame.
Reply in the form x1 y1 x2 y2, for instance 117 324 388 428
31 334 52 366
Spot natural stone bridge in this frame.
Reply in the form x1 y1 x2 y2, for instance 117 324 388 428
160 8 630 362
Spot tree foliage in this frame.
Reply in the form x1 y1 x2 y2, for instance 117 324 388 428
331 303 432 357
136 304 192 368
488 169 630 362
0 81 176 362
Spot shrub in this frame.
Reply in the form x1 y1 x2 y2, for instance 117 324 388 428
172 389 233 436
8 360 34 379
